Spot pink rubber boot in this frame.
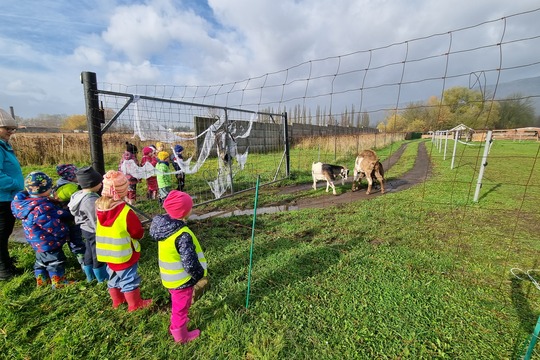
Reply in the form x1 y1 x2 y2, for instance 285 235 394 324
170 324 200 343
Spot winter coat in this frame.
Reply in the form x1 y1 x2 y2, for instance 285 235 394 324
156 161 172 188
68 190 100 233
119 151 139 184
53 179 80 204
149 214 205 289
141 155 158 191
0 140 24 202
11 192 70 252
169 152 183 172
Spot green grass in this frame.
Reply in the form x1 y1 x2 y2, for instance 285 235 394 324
4 139 540 359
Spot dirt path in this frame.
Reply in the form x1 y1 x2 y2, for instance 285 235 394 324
279 141 432 209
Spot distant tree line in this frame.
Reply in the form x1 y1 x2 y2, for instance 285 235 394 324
376 87 538 132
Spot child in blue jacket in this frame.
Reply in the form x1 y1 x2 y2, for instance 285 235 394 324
11 171 73 288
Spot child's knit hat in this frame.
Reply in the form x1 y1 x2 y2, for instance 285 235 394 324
56 164 78 182
157 151 169 161
101 170 129 200
142 146 153 156
126 141 138 154
25 171 53 195
174 145 184 154
76 166 103 189
163 190 193 219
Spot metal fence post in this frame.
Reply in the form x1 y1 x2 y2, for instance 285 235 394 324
81 71 105 175
283 112 290 177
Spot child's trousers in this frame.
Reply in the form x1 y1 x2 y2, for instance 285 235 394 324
107 262 141 292
34 249 69 288
169 287 194 330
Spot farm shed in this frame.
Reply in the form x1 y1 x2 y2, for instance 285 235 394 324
448 124 475 141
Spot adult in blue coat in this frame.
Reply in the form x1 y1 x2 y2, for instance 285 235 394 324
0 108 24 280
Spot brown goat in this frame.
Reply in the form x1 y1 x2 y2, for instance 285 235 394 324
351 150 385 194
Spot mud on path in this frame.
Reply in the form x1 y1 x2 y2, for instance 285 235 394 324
277 141 432 209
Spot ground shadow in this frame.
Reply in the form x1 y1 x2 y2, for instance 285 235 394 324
509 269 540 358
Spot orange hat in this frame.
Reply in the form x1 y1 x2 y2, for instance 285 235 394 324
101 170 129 200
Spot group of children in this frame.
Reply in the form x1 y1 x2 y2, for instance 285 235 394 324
119 141 186 205
10 155 207 344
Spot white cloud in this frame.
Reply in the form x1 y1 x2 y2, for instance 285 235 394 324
71 46 105 67
103 4 172 64
105 60 161 84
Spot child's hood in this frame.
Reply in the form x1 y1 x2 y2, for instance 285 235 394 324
96 202 126 226
149 214 186 241
11 192 51 219
68 190 96 214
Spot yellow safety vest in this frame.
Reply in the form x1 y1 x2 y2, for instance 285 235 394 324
96 205 141 264
158 226 208 289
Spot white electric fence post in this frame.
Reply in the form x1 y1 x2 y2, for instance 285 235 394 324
451 130 459 169
443 131 449 160
473 130 493 202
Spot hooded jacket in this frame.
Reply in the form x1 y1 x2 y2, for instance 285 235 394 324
53 179 80 203
0 140 24 202
149 214 205 289
68 190 100 232
11 191 70 252
118 151 139 184
156 161 172 188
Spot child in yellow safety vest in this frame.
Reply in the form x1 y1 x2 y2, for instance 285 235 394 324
95 170 152 312
149 190 208 343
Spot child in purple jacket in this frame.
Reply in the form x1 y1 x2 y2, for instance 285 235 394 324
11 171 73 288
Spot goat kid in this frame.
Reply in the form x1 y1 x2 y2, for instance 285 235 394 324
312 162 349 195
351 150 385 194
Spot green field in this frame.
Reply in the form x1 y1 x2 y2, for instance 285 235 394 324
2 139 540 359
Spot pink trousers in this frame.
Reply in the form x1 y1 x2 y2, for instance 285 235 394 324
169 287 194 330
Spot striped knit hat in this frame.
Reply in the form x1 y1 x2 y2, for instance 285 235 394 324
101 170 129 201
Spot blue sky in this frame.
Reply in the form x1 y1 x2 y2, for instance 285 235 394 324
1 0 539 118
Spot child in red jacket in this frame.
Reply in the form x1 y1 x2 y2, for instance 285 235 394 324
141 146 158 200
95 170 152 312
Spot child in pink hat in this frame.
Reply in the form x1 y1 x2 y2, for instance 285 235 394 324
95 170 152 312
149 190 208 343
141 146 158 200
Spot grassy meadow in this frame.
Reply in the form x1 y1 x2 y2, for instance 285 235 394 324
1 137 540 359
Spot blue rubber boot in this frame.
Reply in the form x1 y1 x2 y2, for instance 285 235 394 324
83 265 95 282
93 265 109 283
